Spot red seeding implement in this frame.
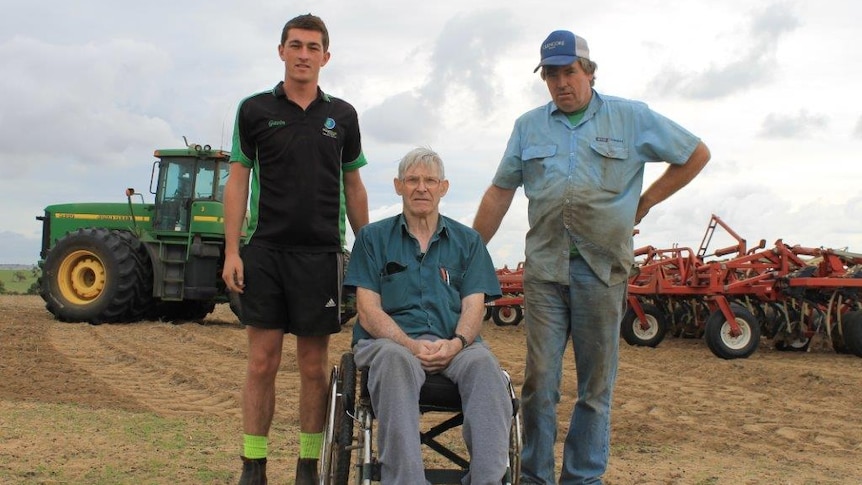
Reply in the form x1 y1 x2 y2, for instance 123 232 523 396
488 214 862 360
485 262 526 326
623 214 862 359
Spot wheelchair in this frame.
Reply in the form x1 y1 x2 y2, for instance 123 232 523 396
319 351 522 484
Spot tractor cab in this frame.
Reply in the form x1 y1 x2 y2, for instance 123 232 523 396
151 144 231 232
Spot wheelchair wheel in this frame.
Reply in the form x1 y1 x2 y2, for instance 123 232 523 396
320 352 357 484
508 412 522 485
503 370 522 485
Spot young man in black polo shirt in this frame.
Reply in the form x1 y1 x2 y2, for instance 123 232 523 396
222 13 369 485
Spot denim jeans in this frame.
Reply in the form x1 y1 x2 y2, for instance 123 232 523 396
519 257 625 485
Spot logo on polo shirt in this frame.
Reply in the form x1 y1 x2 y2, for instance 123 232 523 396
322 117 338 139
268 120 286 128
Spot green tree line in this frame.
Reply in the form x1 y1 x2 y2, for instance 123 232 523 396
0 268 40 295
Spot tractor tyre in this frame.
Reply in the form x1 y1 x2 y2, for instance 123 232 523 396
339 249 356 326
704 304 761 359
621 303 667 347
149 300 216 323
339 285 357 325
228 291 243 323
841 311 862 357
114 230 154 321
492 305 523 326
40 227 141 324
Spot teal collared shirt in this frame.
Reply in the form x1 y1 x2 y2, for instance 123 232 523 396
493 90 701 286
345 214 502 346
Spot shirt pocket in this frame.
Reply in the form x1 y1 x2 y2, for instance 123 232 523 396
521 144 558 195
442 267 465 313
380 271 411 313
588 140 634 194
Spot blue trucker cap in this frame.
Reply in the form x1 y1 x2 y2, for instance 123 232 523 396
533 30 590 73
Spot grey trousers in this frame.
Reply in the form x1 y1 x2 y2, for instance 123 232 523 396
354 337 513 485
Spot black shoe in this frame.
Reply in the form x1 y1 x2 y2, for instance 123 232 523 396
295 458 319 485
238 456 267 485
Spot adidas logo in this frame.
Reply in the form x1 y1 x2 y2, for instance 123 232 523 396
325 298 337 308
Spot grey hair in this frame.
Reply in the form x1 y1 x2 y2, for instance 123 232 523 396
540 58 598 86
397 147 446 180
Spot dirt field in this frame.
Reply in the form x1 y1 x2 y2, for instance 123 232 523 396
2 294 861 484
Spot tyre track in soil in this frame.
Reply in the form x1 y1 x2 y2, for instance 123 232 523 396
48 318 247 418
613 339 862 474
0 298 146 410
8 296 862 482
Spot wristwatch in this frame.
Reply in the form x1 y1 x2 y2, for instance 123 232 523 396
453 333 468 349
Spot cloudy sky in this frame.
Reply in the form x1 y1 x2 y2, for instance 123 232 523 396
2 0 860 267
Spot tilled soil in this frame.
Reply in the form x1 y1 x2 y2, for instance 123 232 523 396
1 295 861 484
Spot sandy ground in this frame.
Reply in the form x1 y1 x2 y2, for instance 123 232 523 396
2 294 862 484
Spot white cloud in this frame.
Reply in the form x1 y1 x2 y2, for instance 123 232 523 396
2 0 862 268
647 2 800 100
0 36 176 174
362 92 439 144
758 110 829 139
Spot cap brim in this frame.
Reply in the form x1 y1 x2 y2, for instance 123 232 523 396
533 55 579 73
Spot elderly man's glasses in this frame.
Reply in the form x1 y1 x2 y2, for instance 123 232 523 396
401 176 441 189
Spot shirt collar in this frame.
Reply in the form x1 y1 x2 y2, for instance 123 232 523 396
397 213 449 238
549 89 603 124
271 81 331 102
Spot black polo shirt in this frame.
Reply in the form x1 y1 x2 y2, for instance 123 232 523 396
231 82 367 251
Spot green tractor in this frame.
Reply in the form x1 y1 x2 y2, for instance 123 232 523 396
37 141 358 325
37 142 239 323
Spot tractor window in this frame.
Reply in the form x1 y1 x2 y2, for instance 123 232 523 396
153 156 228 231
216 161 230 202
154 160 195 231
160 163 188 201
195 162 216 200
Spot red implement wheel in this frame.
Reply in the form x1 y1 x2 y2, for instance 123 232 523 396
492 305 523 326
621 303 667 347
704 304 761 359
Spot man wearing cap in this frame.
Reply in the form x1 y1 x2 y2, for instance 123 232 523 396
473 30 709 484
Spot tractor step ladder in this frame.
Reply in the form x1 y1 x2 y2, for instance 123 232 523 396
160 242 187 299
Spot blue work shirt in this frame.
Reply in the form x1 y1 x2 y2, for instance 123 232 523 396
345 214 502 346
493 90 701 286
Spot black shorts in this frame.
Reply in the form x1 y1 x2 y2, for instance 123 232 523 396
239 245 344 336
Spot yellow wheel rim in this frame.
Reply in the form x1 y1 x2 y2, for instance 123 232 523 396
57 249 107 305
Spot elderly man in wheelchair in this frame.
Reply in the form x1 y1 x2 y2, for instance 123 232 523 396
322 147 519 484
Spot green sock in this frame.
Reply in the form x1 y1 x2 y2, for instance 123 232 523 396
299 432 323 459
243 434 268 460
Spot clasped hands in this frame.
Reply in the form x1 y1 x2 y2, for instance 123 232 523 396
411 338 461 373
